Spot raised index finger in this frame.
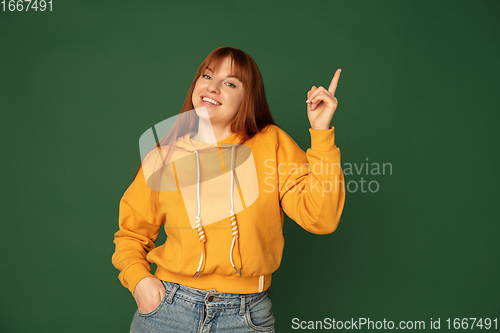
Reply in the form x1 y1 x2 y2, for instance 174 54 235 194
328 69 342 96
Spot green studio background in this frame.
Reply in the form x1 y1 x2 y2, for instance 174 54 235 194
1 1 499 332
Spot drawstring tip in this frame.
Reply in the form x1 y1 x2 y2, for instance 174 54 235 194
233 266 241 276
192 271 202 279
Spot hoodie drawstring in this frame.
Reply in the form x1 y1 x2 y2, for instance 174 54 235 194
192 149 207 278
229 146 242 276
192 146 242 278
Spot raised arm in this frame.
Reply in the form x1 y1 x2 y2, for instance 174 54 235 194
279 69 345 233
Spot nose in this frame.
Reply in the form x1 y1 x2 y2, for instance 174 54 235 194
207 80 221 94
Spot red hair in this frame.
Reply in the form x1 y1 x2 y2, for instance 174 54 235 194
133 46 278 214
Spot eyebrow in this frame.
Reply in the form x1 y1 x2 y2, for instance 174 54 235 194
206 66 236 78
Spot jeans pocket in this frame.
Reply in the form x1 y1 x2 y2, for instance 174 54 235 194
137 284 169 317
245 295 275 332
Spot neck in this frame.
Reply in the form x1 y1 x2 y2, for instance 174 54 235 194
193 118 234 144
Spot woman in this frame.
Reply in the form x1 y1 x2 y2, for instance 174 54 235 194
112 46 345 332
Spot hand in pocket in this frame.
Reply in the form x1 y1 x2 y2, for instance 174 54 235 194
133 277 166 314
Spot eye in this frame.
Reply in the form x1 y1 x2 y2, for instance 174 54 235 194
202 73 237 88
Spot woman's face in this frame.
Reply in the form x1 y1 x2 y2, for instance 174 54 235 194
192 56 244 129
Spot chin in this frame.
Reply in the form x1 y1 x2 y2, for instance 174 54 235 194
195 105 215 121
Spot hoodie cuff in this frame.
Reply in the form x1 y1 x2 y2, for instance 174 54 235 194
124 263 154 296
309 126 337 152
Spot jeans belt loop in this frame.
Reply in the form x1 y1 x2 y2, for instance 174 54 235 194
167 283 180 304
239 295 245 315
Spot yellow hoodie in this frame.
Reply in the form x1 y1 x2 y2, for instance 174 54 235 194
112 124 345 296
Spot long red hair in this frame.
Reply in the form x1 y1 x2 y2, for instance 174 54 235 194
133 46 278 214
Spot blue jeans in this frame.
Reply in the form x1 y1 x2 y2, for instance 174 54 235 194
130 280 276 333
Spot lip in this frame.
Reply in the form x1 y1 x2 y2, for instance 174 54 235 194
200 95 222 107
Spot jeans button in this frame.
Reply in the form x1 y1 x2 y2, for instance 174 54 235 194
207 295 214 302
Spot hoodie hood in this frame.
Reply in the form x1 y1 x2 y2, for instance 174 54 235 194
174 131 243 278
175 131 240 152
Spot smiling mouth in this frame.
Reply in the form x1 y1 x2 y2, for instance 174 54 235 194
201 96 222 106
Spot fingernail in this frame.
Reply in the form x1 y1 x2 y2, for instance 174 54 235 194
306 99 310 103
311 98 315 103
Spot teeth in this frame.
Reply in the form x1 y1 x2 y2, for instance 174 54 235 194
203 97 221 106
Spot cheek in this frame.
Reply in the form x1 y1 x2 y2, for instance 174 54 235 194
192 83 202 102
236 92 244 108
193 79 203 92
